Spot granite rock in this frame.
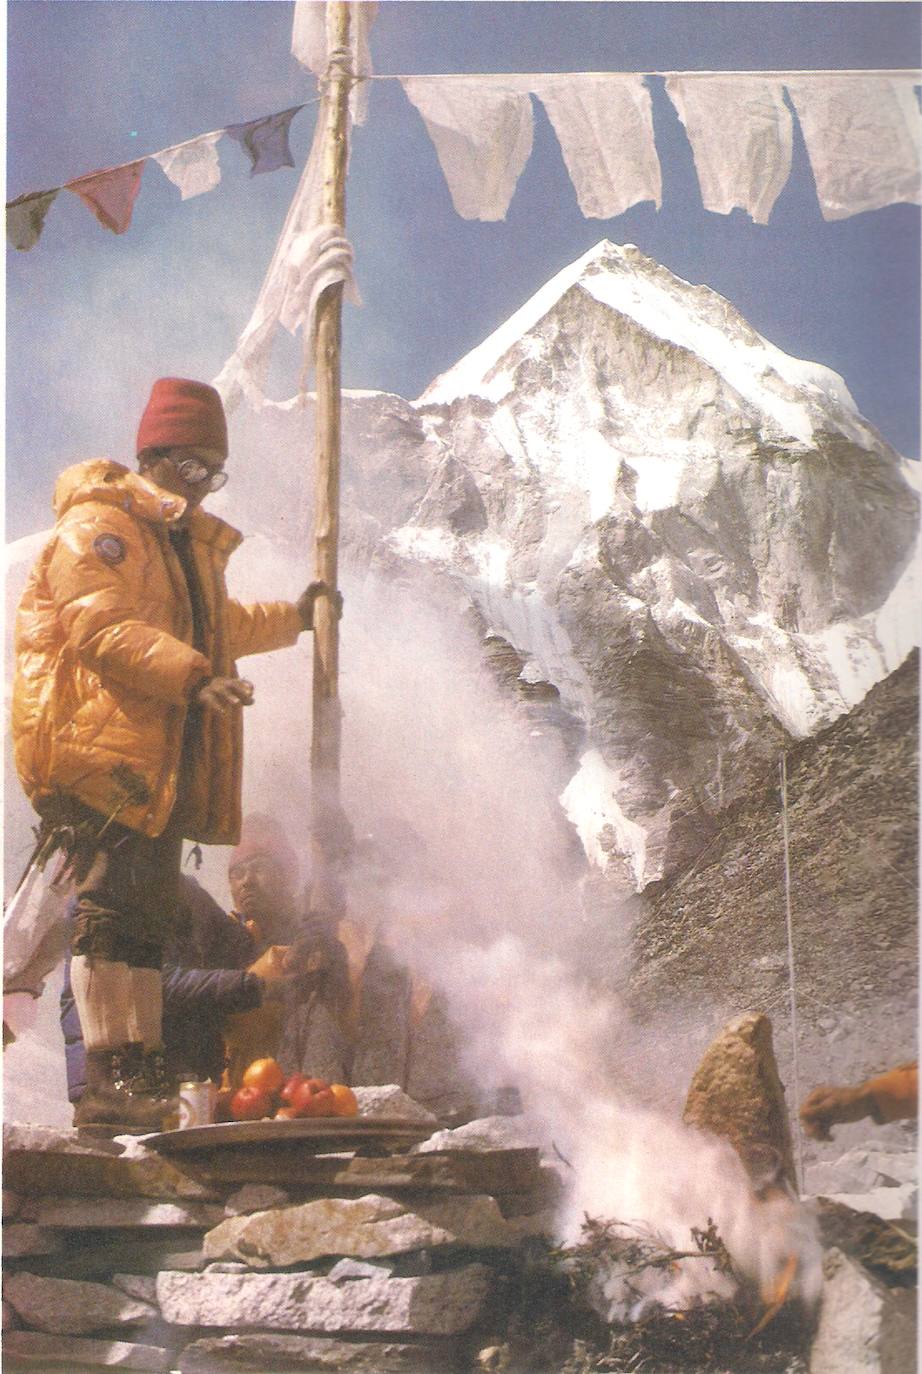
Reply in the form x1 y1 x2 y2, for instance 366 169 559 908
2 1330 172 1370
682 1013 796 1190
2 1222 65 1257
33 1197 225 1230
414 1115 540 1154
3 1122 217 1201
3 1188 22 1218
327 1257 396 1281
112 1274 159 1304
177 1333 453 1373
822 1185 917 1224
224 1184 289 1216
807 1148 917 1197
158 1264 492 1334
203 1192 520 1267
4 1271 157 1336
353 1085 437 1123
809 1247 916 1374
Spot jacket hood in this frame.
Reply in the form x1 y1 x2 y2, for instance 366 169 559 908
52 459 242 554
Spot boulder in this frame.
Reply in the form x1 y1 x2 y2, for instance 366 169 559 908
157 1264 492 1334
203 1192 520 1266
2 1330 172 1370
682 1013 795 1190
810 1247 916 1374
4 1271 157 1336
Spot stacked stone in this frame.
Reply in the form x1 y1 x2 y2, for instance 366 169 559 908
2 1112 558 1374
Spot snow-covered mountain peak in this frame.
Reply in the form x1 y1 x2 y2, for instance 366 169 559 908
418 239 889 456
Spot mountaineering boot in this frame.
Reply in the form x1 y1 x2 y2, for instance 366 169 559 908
73 1045 174 1134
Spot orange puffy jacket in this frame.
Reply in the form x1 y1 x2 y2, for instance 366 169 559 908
13 459 303 842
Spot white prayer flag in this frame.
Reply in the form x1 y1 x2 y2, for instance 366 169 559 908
531 73 662 218
665 75 792 225
401 76 534 221
152 131 223 200
785 74 922 220
291 0 377 125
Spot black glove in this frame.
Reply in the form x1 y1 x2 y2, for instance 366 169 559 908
297 581 344 631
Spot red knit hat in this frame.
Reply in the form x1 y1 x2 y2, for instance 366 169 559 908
136 378 228 458
229 814 299 883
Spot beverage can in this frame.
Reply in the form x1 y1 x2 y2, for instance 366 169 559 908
178 1079 217 1129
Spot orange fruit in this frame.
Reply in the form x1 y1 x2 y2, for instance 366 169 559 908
242 1057 284 1096
329 1083 358 1117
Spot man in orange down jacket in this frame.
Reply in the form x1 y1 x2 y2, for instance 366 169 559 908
13 377 335 1131
800 1063 918 1140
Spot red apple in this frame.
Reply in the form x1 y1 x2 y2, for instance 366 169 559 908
230 1085 272 1121
280 1073 306 1105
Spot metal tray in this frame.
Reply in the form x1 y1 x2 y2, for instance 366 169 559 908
143 1115 435 1155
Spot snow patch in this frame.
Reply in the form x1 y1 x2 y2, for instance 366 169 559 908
560 749 649 885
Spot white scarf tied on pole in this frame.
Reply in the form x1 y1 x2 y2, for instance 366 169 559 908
292 0 377 125
665 75 792 224
785 74 922 220
215 0 375 411
213 105 361 411
400 77 534 221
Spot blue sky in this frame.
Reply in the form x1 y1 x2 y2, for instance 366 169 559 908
6 1 920 539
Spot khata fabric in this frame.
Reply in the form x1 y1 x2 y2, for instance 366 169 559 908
665 75 792 225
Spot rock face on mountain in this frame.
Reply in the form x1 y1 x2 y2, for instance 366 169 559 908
224 240 919 894
629 650 918 1103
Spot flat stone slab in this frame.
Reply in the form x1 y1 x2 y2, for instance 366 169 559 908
823 1184 917 1223
33 1197 225 1230
2 1222 65 1257
2 1330 172 1370
158 1264 492 1335
6 1239 209 1282
3 1122 217 1201
180 1143 542 1195
4 1271 156 1336
177 1333 454 1373
203 1192 521 1267
810 1247 917 1374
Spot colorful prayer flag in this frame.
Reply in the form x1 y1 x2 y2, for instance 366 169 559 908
225 107 301 177
66 160 145 234
6 188 60 251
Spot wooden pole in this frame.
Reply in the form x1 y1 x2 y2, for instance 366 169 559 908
311 0 352 900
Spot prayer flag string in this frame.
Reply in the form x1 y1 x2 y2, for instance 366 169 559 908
7 66 921 253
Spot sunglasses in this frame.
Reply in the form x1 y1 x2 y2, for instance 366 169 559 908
172 456 228 492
